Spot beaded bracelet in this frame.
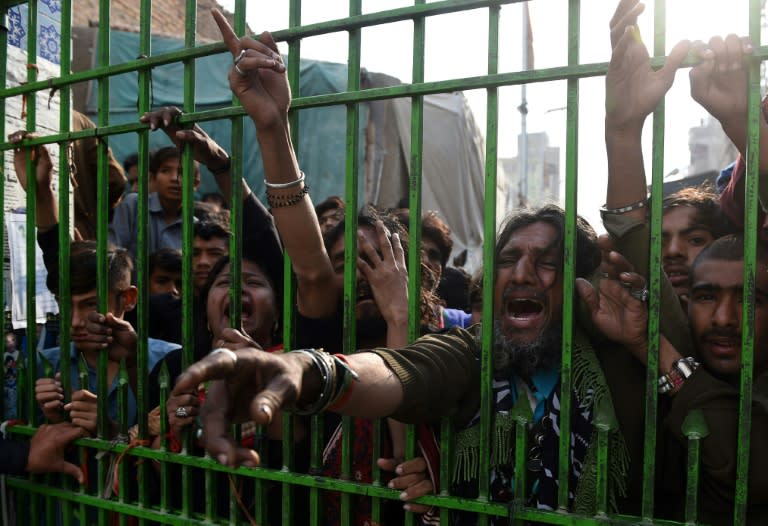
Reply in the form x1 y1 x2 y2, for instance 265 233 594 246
266 185 310 209
600 198 648 215
264 171 305 189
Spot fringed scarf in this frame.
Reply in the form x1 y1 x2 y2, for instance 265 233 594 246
450 328 630 524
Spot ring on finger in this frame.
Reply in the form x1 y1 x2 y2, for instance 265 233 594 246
629 287 649 302
234 49 247 65
175 406 189 418
234 63 247 77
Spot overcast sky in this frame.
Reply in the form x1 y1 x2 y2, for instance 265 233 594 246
217 0 754 229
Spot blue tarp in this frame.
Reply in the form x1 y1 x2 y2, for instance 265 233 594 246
87 30 365 202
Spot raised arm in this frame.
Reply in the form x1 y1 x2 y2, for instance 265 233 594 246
9 131 58 231
211 9 337 318
604 0 690 218
689 35 768 224
689 35 765 171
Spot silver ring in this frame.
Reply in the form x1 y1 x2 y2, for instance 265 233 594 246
210 347 238 366
599 271 611 279
234 49 247 65
175 406 189 418
234 63 247 77
630 287 649 302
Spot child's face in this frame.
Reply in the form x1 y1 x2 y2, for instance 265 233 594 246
149 267 181 297
151 157 200 209
152 158 183 206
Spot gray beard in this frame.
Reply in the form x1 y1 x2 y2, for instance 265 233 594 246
492 319 562 379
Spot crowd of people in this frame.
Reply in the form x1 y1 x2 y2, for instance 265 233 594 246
2 1 768 524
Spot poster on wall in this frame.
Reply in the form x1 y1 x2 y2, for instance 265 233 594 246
4 1 68 328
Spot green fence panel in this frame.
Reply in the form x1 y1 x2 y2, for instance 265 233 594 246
0 0 764 524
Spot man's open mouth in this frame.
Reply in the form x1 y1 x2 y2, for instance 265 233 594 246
506 298 544 320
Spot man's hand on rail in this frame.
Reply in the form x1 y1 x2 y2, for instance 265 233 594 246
140 106 230 173
8 130 54 193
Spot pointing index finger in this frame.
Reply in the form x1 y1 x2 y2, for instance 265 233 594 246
211 8 241 56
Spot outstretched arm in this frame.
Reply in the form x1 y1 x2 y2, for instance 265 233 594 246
172 348 403 467
211 9 337 318
172 328 480 467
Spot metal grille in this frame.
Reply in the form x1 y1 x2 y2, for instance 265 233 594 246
0 0 764 524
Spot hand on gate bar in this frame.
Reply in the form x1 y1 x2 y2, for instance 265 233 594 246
689 35 754 150
26 422 86 482
377 456 435 514
64 389 99 437
35 373 65 423
140 106 231 174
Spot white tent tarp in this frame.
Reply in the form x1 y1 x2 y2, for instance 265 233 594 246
366 91 507 274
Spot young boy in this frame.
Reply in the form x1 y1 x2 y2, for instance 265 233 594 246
109 146 200 258
34 242 180 437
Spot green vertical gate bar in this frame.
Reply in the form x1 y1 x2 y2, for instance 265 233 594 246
641 0 667 519
23 0 39 437
24 1 41 518
407 1 425 353
95 0 112 523
478 3 500 524
58 2 74 524
228 0 244 353
181 0 197 521
285 2 320 525
135 3 152 524
228 2 249 523
734 1 762 524
341 1 362 524
400 2 426 525
556 0 579 510
282 2 301 525
681 409 708 524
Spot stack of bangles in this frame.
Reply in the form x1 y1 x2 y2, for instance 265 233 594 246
658 356 699 395
289 348 359 415
265 171 309 209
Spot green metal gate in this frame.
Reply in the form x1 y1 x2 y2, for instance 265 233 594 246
0 0 764 524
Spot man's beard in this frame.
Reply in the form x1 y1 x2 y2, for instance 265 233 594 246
493 319 562 379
